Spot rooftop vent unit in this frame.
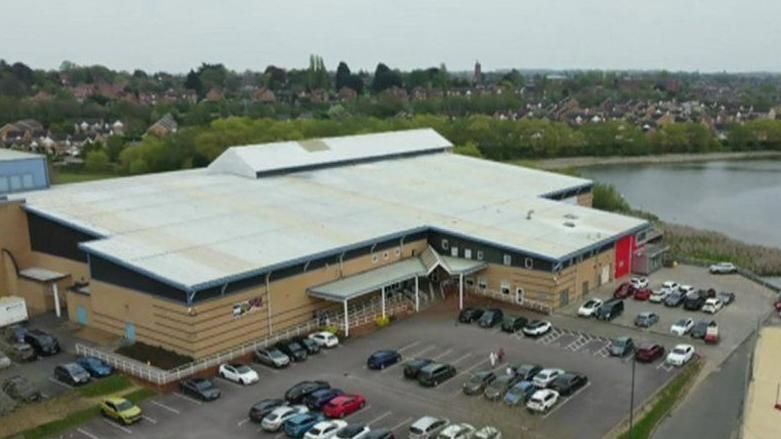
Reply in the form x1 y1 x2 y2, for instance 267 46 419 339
563 222 576 228
564 213 578 220
526 209 535 220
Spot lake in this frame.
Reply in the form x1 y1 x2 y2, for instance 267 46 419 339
579 159 781 250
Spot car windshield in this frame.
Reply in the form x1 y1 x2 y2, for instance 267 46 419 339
194 380 213 390
673 347 687 355
116 400 134 411
493 376 512 385
585 299 598 307
614 338 628 347
269 349 286 359
467 373 487 384
507 385 525 395
235 365 253 373
529 321 543 327
675 319 687 326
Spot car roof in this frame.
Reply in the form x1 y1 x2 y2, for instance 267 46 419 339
412 416 440 427
105 396 129 404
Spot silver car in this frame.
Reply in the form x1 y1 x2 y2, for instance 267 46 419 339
255 347 290 368
409 416 449 439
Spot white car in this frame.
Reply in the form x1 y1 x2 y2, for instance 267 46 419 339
409 416 450 439
649 289 669 303
472 426 502 439
577 299 603 318
309 331 339 348
666 344 695 366
670 318 695 336
532 368 564 388
305 420 348 439
678 285 695 296
436 423 476 439
522 320 552 337
526 389 559 413
661 281 680 293
702 298 723 314
710 262 737 274
0 351 11 369
261 405 308 432
631 276 649 289
218 363 259 385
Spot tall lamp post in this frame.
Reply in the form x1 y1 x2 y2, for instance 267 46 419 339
629 353 636 438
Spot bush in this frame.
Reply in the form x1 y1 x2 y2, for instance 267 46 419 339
592 182 631 213
375 316 391 328
115 342 194 370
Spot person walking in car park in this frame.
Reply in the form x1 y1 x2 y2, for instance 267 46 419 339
489 351 497 367
497 348 505 363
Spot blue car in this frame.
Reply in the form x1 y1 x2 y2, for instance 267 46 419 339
303 388 343 410
284 412 325 438
503 380 538 406
77 357 114 378
367 350 402 370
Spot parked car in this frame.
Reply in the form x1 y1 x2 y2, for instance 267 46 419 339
7 342 36 362
522 320 552 337
478 308 504 328
462 370 496 395
24 329 59 356
633 288 652 301
2 376 41 402
336 423 371 439
631 276 649 289
670 318 695 336
511 364 543 381
666 344 695 366
532 368 564 388
501 315 527 332
634 312 659 328
409 416 449 439
219 363 259 385
526 389 559 414
403 358 433 379
255 347 291 368
249 398 286 423
304 420 348 439
609 337 635 357
550 372 588 396
366 350 401 370
710 262 737 274
180 378 221 401
690 320 713 339
285 412 326 438
684 294 706 311
664 291 686 307
364 428 393 439
296 337 322 355
308 332 339 348
484 375 519 400
437 423 476 439
100 396 142 425
262 405 309 432
285 381 331 404
577 298 603 318
4 324 27 344
635 344 665 363
418 363 456 387
649 289 670 304
472 426 502 439
661 281 680 293
702 298 723 314
718 291 736 306
77 356 114 378
503 381 538 406
0 351 10 369
458 308 484 324
54 363 91 386
613 282 636 299
596 299 624 321
323 394 367 418
277 341 308 362
678 285 696 296
304 388 344 410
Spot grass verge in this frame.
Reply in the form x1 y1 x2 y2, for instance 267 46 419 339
618 359 703 439
51 170 118 184
78 375 133 398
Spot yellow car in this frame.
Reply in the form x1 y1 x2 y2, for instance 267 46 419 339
100 396 142 425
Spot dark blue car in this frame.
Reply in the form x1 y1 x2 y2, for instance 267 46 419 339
77 357 114 378
503 380 538 406
284 412 325 438
367 350 401 370
303 388 343 410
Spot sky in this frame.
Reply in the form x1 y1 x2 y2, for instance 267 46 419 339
1 0 779 73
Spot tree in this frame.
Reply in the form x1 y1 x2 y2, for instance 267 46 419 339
335 62 351 90
307 55 329 90
371 63 402 93
85 149 111 172
184 69 203 96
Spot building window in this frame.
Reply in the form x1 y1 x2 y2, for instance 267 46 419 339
383 251 389 260
464 249 472 260
503 254 512 266
441 239 449 250
500 281 511 295
478 278 487 290
451 246 458 257
477 250 484 261
465 278 475 287
515 287 525 303
395 247 401 257
0 177 8 193
372 254 378 264
524 257 533 269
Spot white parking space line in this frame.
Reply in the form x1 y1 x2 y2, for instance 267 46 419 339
237 417 250 427
397 340 422 353
390 416 413 432
431 348 454 361
142 415 157 424
149 400 180 414
274 432 285 439
47 377 73 389
77 428 101 439
102 418 133 434
450 352 473 366
367 411 393 425
381 346 436 373
403 344 438 360
542 381 592 419
173 392 203 405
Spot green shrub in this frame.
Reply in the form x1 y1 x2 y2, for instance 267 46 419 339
78 374 132 397
375 316 391 328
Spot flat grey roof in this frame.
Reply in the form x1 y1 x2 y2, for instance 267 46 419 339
15 129 647 291
19 267 68 282
0 149 44 162
308 258 427 301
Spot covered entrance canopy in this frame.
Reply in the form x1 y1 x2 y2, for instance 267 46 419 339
308 247 486 335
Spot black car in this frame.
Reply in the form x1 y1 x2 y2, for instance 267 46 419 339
365 427 394 439
284 380 330 403
501 316 528 333
595 299 624 321
303 387 344 410
417 363 456 387
2 376 42 402
690 320 713 339
458 307 484 323
295 337 321 355
718 291 736 305
337 424 371 439
180 378 221 401
54 363 91 386
276 340 308 362
609 337 634 357
511 364 543 381
403 358 433 379
478 308 504 328
24 329 60 356
550 372 588 396
462 370 496 395
248 398 286 422
683 294 706 311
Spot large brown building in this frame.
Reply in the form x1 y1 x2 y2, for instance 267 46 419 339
0 129 648 359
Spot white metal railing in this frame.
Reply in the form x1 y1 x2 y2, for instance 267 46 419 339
471 287 553 314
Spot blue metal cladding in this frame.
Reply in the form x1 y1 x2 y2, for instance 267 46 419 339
0 157 50 195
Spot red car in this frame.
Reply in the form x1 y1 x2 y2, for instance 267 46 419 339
613 282 636 299
633 288 652 301
635 344 665 363
774 299 781 312
322 394 367 418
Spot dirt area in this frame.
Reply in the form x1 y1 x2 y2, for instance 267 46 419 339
529 151 781 170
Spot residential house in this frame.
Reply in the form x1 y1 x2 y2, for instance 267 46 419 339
145 114 178 137
0 120 46 144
